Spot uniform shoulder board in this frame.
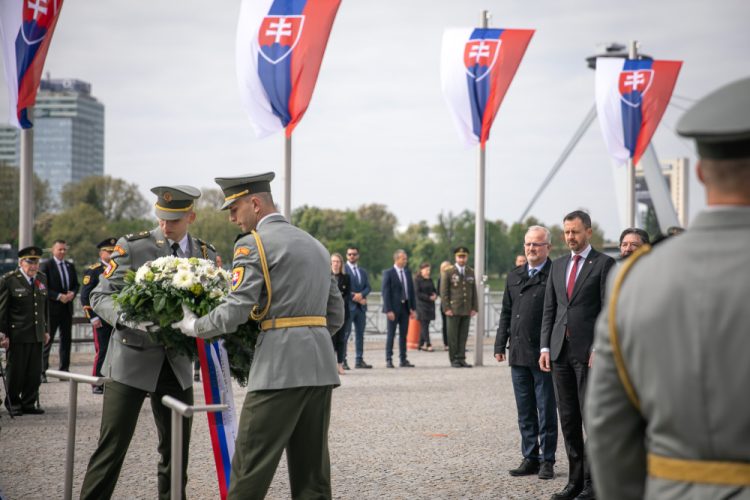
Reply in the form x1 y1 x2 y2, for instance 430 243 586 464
446 265 456 272
1 270 16 280
195 238 216 252
126 231 151 242
234 231 251 244
88 262 103 270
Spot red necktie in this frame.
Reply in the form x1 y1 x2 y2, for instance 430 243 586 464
566 255 582 299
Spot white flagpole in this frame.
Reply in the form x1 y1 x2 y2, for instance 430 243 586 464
473 10 490 367
19 110 34 248
626 40 639 228
283 135 292 219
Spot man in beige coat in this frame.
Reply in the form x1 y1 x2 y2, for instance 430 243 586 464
586 77 750 499
173 172 344 499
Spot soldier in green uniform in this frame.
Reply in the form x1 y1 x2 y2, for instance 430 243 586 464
440 246 478 368
80 237 117 395
80 186 217 500
0 246 49 416
172 172 344 500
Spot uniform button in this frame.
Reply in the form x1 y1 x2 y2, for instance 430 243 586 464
519 292 523 296
516 314 520 318
123 338 128 344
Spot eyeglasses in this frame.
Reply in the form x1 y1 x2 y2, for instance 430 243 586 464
523 242 549 248
346 253 358 256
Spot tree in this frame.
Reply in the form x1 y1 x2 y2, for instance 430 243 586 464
45 203 110 266
60 175 149 221
191 207 241 267
0 163 51 247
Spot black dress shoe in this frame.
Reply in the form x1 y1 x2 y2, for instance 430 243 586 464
386 361 395 368
451 362 463 368
5 406 23 417
41 374 47 383
92 386 104 395
399 360 415 368
355 360 372 369
22 407 45 415
460 361 473 368
508 458 540 476
342 361 351 370
551 483 582 500
575 484 596 500
193 372 201 382
538 461 555 480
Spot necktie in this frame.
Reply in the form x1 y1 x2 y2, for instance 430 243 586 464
171 242 181 257
58 262 68 290
566 255 582 299
29 277 34 287
528 268 538 278
352 265 360 284
399 269 407 300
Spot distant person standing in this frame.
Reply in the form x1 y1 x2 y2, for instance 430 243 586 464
414 262 437 351
437 260 451 351
344 246 372 369
331 252 351 375
515 254 528 267
381 249 416 368
80 238 117 394
618 228 649 259
0 246 49 416
440 246 478 368
41 240 79 374
587 77 750 500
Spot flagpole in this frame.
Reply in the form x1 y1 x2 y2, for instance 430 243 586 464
19 109 34 248
284 134 292 219
473 10 490 367
626 40 638 228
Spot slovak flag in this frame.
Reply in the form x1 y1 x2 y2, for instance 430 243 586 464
0 0 65 129
441 28 534 148
236 0 340 139
595 57 682 165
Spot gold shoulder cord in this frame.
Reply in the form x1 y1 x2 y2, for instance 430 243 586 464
200 242 208 260
249 230 272 322
608 243 652 411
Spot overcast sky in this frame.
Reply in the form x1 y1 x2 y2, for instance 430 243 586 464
2 0 748 240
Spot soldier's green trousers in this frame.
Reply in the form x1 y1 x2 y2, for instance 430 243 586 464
228 385 333 500
79 361 193 500
447 315 471 363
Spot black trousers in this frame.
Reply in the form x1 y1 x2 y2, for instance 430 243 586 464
91 323 112 378
551 339 591 489
6 341 42 409
418 319 432 347
385 302 410 363
45 307 73 371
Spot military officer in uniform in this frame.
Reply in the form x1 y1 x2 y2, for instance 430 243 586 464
0 246 49 416
586 77 750 499
172 172 344 500
80 186 217 500
80 237 117 394
440 246 478 368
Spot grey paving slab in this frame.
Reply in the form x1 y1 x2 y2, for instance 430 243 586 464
0 337 570 499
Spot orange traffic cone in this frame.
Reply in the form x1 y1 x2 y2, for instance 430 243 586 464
407 318 421 350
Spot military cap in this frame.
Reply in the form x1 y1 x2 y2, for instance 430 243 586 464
214 172 275 210
676 77 750 160
150 185 201 221
18 246 43 260
97 237 117 251
454 246 470 256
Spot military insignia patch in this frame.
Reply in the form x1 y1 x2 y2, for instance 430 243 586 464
234 247 251 258
163 191 173 202
113 245 127 257
231 267 245 291
83 275 91 285
103 260 118 279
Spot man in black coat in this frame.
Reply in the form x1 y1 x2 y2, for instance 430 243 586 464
41 239 79 373
539 211 615 500
495 226 557 480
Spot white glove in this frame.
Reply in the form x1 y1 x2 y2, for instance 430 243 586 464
119 313 155 332
171 304 198 337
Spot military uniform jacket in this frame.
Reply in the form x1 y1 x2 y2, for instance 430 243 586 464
80 261 111 327
90 228 217 392
194 213 344 392
439 265 478 316
495 259 551 367
586 208 750 500
0 270 49 343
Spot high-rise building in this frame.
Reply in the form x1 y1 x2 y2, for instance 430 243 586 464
0 78 104 204
635 158 689 227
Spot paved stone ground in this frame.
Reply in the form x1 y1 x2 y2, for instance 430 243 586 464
0 337 570 499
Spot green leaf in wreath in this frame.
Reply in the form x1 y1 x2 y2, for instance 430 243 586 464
154 295 166 312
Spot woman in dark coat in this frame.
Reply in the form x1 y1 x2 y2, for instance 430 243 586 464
414 262 437 351
437 260 451 350
331 252 351 374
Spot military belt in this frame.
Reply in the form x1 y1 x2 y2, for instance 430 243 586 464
260 316 327 331
648 453 750 486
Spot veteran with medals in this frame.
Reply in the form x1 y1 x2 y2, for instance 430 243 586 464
172 172 344 499
80 186 217 500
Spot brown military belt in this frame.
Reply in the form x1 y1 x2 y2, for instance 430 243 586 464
260 316 327 331
648 453 750 486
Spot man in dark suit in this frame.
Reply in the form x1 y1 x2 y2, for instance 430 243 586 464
539 210 615 500
381 249 416 368
495 226 557 481
344 245 372 369
41 239 79 374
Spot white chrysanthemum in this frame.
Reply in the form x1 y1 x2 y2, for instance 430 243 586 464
172 270 194 289
209 288 224 299
135 266 150 283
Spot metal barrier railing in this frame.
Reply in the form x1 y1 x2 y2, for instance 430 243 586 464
161 396 228 500
44 370 110 500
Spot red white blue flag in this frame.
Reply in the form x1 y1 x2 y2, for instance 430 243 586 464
595 57 682 165
0 0 65 128
236 0 340 138
441 27 534 148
